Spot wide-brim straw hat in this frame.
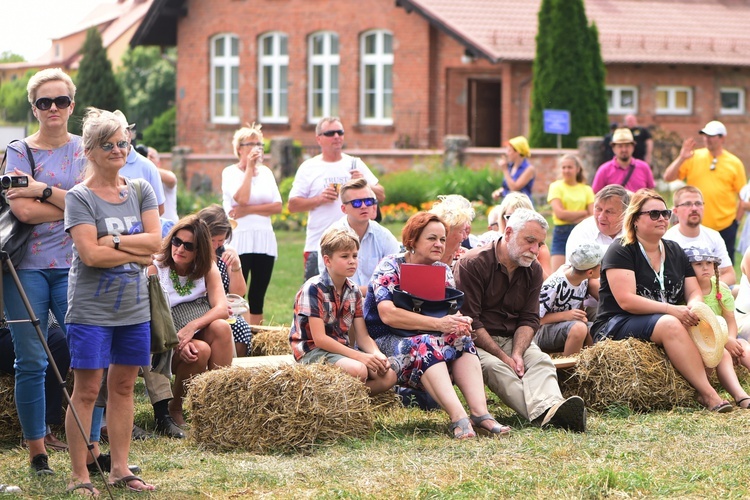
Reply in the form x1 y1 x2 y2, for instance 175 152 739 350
689 302 728 368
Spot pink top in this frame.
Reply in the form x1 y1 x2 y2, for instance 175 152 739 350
592 158 655 194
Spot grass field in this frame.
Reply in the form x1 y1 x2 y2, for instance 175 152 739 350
3 223 750 498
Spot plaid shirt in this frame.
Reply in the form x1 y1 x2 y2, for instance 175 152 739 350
289 269 363 361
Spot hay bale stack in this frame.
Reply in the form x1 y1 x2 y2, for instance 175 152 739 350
250 325 292 356
0 374 20 441
561 338 696 412
185 363 373 453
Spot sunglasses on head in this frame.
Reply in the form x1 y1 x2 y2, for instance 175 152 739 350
320 129 345 137
171 236 196 252
34 96 72 111
344 197 377 208
638 209 672 221
100 140 130 152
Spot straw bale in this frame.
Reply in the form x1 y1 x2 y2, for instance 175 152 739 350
369 389 402 412
251 326 292 356
185 363 373 453
0 374 20 441
560 338 696 412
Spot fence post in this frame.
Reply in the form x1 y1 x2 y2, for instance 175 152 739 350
443 135 471 168
270 137 296 181
577 136 603 185
170 146 192 184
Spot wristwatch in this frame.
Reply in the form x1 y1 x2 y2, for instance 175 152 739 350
38 186 52 202
113 235 121 250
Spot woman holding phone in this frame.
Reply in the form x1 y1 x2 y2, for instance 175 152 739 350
222 123 282 325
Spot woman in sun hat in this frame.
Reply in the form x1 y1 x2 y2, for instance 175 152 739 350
592 189 733 413
491 136 535 203
685 246 750 409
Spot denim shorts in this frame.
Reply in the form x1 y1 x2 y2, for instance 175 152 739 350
551 224 575 256
66 321 151 369
592 314 662 343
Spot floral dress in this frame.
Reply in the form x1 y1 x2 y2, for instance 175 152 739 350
363 254 477 390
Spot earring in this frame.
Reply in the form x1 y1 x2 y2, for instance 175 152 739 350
410 249 415 254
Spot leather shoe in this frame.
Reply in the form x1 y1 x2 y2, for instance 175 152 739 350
541 395 587 433
131 424 152 440
154 416 186 439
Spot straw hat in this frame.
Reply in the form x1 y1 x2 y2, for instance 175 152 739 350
228 218 238 230
508 136 530 158
688 302 728 368
610 128 635 145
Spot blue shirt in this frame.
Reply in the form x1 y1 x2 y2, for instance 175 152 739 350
120 147 166 206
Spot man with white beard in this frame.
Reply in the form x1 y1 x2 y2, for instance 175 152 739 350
454 209 587 432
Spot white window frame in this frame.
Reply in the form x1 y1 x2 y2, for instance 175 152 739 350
360 30 393 125
308 32 340 123
720 87 745 115
258 32 289 124
606 85 638 114
210 34 240 124
655 86 692 115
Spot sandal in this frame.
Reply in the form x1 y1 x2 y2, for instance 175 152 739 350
470 414 511 438
66 482 98 497
109 475 156 492
737 397 750 409
449 417 476 439
710 401 734 413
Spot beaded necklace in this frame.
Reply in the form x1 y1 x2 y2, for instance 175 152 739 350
170 268 195 297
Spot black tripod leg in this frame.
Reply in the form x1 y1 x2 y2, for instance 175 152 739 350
1 256 114 499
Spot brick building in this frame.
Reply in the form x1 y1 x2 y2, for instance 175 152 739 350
133 0 750 189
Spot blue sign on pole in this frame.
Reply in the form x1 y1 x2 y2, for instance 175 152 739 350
543 109 571 135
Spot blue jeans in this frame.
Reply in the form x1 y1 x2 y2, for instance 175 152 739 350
3 268 69 441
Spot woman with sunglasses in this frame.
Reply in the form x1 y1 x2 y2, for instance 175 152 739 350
2 68 87 475
222 123 282 325
592 189 733 412
149 215 234 426
65 108 161 494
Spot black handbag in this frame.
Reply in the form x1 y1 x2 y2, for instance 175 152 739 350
390 286 464 337
0 140 36 270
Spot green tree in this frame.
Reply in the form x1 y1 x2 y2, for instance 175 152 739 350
0 70 33 123
530 0 607 148
0 51 24 63
117 46 176 130
72 27 125 134
142 106 175 152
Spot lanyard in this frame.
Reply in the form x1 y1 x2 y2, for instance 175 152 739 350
638 241 666 302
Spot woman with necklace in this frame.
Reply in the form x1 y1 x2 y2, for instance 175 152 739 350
65 108 161 494
3 68 86 476
149 215 233 427
592 189 733 412
363 212 509 439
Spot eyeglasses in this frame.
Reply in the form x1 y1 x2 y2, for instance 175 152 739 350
171 236 196 252
710 157 718 171
240 142 263 147
320 129 345 137
675 201 704 209
100 141 130 152
34 96 72 111
344 197 377 208
489 222 499 230
638 209 672 221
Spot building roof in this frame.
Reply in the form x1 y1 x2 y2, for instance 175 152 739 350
397 0 750 66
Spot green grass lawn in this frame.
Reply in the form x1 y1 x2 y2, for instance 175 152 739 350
4 223 750 498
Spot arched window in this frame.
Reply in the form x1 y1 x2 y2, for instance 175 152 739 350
258 32 289 123
360 30 393 125
210 34 239 123
308 32 340 122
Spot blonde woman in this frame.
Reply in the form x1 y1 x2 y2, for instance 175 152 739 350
429 194 475 266
221 123 282 325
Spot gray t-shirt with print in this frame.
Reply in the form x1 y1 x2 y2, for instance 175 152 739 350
64 179 158 326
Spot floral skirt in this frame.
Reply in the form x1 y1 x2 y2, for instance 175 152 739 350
375 332 477 390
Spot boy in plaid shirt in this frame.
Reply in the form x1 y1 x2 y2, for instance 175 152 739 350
289 227 396 394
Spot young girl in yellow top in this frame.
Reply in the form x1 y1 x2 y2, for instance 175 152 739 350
547 154 594 272
686 246 750 409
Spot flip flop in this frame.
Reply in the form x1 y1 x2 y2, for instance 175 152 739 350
108 475 156 492
66 482 98 497
737 397 750 409
710 401 734 413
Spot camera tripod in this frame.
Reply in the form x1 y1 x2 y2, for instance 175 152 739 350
1 251 115 499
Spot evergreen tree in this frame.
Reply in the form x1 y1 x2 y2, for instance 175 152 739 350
72 27 125 134
586 22 609 140
530 0 607 148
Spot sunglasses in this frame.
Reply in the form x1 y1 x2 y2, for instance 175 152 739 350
171 236 196 252
320 129 345 137
638 209 672 221
344 197 377 208
34 96 72 111
100 141 130 152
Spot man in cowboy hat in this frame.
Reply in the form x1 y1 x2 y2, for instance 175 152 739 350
591 128 655 194
664 120 747 264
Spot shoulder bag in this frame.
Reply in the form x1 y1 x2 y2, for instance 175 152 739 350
0 140 37 270
390 286 464 337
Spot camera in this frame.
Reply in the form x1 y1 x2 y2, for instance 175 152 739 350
0 176 29 189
